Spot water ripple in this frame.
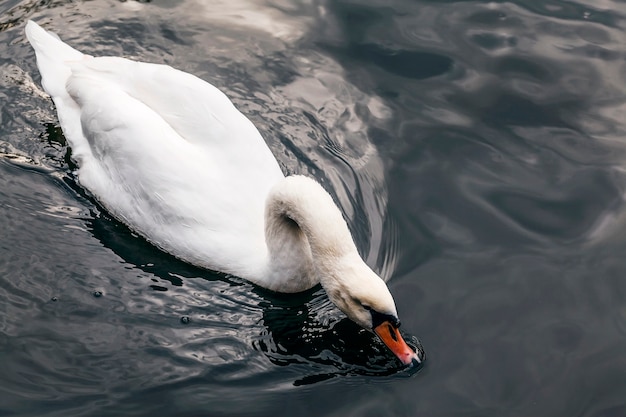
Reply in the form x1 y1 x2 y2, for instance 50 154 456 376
3 0 626 416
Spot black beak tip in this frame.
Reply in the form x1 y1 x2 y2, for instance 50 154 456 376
411 338 425 361
405 337 425 370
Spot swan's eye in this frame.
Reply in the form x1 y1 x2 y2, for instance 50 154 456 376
353 300 400 329
369 308 401 329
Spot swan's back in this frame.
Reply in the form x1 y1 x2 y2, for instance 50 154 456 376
25 21 285 277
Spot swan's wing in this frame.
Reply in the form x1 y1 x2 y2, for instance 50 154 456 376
72 56 283 179
26 21 283 274
66 69 272 272
26 21 281 178
68 63 282 273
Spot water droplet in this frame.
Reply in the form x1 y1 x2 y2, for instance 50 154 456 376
51 296 58 302
180 316 191 324
93 290 103 298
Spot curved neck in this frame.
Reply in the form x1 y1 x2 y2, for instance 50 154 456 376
263 176 358 292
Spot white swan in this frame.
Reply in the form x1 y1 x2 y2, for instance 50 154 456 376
25 20 421 366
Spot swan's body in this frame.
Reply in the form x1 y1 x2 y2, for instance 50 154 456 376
25 20 421 366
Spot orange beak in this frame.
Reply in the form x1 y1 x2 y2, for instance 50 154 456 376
374 320 421 366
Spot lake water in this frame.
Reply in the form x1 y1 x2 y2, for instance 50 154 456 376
2 0 626 416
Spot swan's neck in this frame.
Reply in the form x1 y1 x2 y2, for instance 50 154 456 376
263 175 358 293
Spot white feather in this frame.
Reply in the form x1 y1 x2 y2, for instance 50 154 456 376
24 22 421 366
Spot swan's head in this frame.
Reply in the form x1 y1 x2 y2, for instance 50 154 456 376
321 254 423 367
265 175 422 366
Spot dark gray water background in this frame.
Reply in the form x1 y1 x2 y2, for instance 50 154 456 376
2 0 626 416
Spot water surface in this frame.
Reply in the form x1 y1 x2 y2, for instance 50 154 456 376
2 0 626 416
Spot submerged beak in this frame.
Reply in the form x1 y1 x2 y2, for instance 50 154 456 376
374 320 422 366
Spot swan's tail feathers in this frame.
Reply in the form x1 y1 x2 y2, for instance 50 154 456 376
25 20 84 98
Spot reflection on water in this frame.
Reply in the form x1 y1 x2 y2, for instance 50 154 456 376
2 0 626 416
89 204 421 385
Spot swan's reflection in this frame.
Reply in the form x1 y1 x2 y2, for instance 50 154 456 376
85 206 423 384
254 287 424 385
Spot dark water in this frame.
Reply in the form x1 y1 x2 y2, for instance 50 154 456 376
2 0 626 416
